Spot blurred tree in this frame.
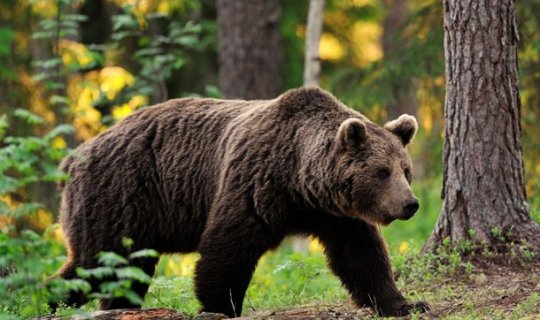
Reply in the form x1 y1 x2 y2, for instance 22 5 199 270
424 0 540 250
381 0 418 119
303 0 325 87
517 1 540 203
217 0 283 99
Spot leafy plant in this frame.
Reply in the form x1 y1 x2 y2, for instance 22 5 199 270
110 4 215 104
75 239 158 307
0 111 78 318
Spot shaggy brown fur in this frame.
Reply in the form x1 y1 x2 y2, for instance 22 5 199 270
54 87 428 316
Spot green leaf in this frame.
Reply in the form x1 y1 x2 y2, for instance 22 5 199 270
33 29 56 39
0 27 15 57
0 114 7 139
44 124 74 141
122 237 134 249
115 266 152 283
76 266 115 280
176 35 198 47
98 252 128 267
13 109 45 125
129 249 159 259
122 290 144 305
49 95 71 106
0 176 21 194
10 202 43 219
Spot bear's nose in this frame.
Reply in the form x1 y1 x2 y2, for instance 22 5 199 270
403 200 419 218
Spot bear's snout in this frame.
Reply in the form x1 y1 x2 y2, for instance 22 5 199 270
400 199 419 220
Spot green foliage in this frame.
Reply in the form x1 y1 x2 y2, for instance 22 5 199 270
0 228 74 318
0 111 71 211
511 293 539 319
0 112 76 318
392 238 472 286
108 3 217 108
75 247 158 307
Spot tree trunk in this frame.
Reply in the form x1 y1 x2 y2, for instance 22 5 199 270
303 0 325 87
381 0 418 119
217 0 283 99
424 0 540 250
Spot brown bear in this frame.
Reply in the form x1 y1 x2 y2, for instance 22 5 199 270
54 87 429 317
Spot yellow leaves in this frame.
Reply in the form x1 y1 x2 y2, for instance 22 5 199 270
48 224 65 243
112 0 152 27
162 254 200 276
71 79 103 140
51 137 67 149
319 33 344 61
351 21 383 66
100 67 135 100
17 68 55 125
28 209 53 230
67 66 143 140
0 195 15 229
30 0 57 18
60 40 94 68
0 196 57 233
350 0 374 6
308 237 324 253
112 95 148 121
112 105 132 120
399 241 410 254
0 215 13 230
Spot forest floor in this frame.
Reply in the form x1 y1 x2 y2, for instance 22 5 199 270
238 257 540 320
44 256 540 320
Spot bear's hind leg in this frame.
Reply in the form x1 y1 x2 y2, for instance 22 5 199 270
315 217 429 316
99 256 158 310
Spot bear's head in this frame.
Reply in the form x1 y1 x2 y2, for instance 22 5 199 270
332 114 419 226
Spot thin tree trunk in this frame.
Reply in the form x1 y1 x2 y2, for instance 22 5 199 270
424 0 540 251
217 0 283 99
303 0 325 87
381 0 418 119
30 1 80 217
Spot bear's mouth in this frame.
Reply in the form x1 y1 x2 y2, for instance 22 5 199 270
395 209 416 221
381 214 397 225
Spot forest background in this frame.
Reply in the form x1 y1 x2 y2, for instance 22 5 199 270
1 0 540 318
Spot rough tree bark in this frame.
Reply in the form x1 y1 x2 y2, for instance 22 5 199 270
303 0 325 87
381 0 418 119
217 0 283 99
424 0 540 250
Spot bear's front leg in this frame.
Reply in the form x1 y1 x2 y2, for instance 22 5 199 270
315 217 430 316
194 213 271 318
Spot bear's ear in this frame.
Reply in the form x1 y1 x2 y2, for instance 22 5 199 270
336 118 367 148
384 114 418 146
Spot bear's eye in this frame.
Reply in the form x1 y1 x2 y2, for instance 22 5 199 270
404 168 411 180
377 168 391 180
